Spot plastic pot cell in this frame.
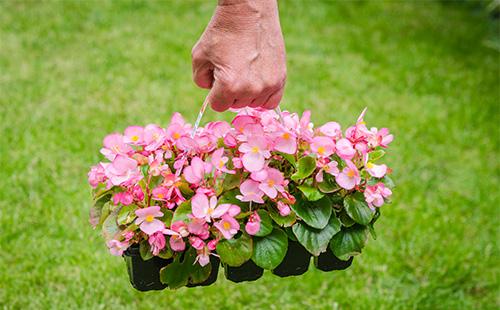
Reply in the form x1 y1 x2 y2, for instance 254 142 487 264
186 256 220 287
224 260 264 283
272 240 311 277
314 248 353 272
123 245 171 291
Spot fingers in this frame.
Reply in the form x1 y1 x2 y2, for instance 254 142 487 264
262 87 284 110
206 80 235 112
192 46 214 89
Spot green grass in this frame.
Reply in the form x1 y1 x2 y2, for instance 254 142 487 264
1 1 498 309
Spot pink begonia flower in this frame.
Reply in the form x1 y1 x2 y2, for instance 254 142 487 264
191 193 231 223
224 131 238 148
277 201 291 216
152 186 169 202
148 232 166 256
189 236 205 250
188 218 210 239
232 157 243 169
123 126 144 145
236 179 265 203
163 221 189 252
273 130 297 154
214 214 240 240
232 115 258 134
258 168 285 199
104 155 142 186
122 231 135 242
315 160 340 183
148 151 169 176
195 246 211 267
135 206 165 235
144 124 167 151
132 185 144 201
88 164 106 188
238 136 271 172
319 122 342 139
364 182 392 209
245 211 261 235
367 127 393 148
183 157 212 185
206 121 231 138
195 132 218 153
166 123 188 142
336 160 361 190
207 239 218 251
112 192 133 206
100 133 133 161
365 161 387 178
226 204 241 217
107 239 129 256
250 169 268 182
298 110 314 141
311 136 335 158
211 148 235 174
336 138 356 160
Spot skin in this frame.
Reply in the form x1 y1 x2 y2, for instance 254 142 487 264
192 0 287 112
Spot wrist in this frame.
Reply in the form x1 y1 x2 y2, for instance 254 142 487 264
212 0 279 32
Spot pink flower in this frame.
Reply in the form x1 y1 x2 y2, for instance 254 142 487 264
135 206 165 235
364 182 392 209
123 126 144 145
152 187 169 201
336 138 356 160
335 160 361 190
258 168 285 199
100 133 133 161
132 185 144 201
273 130 297 154
238 136 271 172
315 160 340 183
207 239 218 251
195 246 211 267
144 124 167 151
88 164 106 188
311 136 335 157
148 232 166 256
191 193 230 223
211 148 235 174
236 179 265 203
112 192 133 206
368 127 393 148
277 201 291 216
319 122 342 139
189 236 205 250
206 121 231 138
148 151 169 176
183 157 212 185
365 162 387 178
104 155 142 186
214 214 240 240
163 221 189 252
245 211 261 235
188 218 210 239
106 239 129 256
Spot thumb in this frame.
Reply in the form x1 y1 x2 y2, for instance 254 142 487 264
206 79 234 112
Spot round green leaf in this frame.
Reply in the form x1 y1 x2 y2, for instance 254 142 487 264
291 156 316 181
269 207 297 227
117 205 136 225
139 240 153 261
216 233 253 266
252 228 288 270
344 192 374 225
330 225 368 260
292 215 341 256
297 185 325 201
160 248 211 289
171 200 192 224
290 196 332 229
254 210 273 237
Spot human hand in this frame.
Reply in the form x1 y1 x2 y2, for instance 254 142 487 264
192 0 286 112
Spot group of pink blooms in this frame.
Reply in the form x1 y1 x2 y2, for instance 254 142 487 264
88 108 393 266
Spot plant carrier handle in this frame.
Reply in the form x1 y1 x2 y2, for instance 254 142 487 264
174 96 284 177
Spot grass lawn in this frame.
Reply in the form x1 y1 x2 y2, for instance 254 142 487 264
0 1 498 309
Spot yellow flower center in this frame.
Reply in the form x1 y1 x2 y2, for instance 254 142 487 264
131 135 139 142
223 221 231 230
153 133 159 140
324 166 330 172
173 132 181 140
317 146 325 155
207 208 214 215
267 180 275 187
347 170 355 178
251 146 260 153
146 215 154 222
157 193 164 199
366 162 374 169
282 133 290 140
219 160 224 168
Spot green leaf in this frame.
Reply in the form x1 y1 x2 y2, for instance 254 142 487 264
117 205 136 226
368 150 385 162
89 193 112 228
278 152 296 167
139 240 153 261
338 209 355 227
222 172 241 192
297 185 325 201
269 207 297 227
330 225 369 260
149 175 164 188
254 210 273 237
178 182 194 199
160 210 174 227
141 165 149 177
290 196 332 229
218 188 249 211
382 175 395 189
216 233 253 266
157 244 173 259
252 228 288 270
317 173 338 193
171 201 192 224
292 215 341 256
101 209 120 242
291 156 316 181
160 247 211 289
344 192 374 225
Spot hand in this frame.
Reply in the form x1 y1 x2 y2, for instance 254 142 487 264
192 0 287 112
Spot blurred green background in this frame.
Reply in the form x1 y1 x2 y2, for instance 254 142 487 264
0 1 498 309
